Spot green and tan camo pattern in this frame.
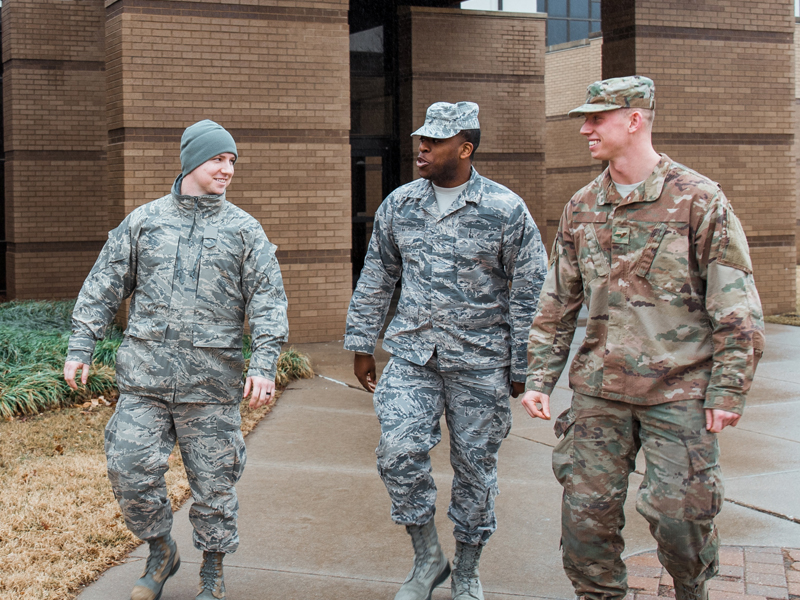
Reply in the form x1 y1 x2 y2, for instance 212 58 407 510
344 168 548 382
68 176 289 403
526 155 764 414
569 75 655 117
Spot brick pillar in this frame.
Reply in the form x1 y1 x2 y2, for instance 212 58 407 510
544 35 603 247
2 0 108 299
397 7 547 231
106 0 352 343
602 0 797 315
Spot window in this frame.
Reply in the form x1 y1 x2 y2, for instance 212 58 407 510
538 0 600 45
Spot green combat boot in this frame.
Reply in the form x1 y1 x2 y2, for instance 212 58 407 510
196 551 226 600
395 518 451 600
130 535 180 600
674 580 708 600
451 541 484 600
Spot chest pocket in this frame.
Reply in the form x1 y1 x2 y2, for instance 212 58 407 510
393 216 425 264
633 220 691 297
456 215 502 260
573 212 610 283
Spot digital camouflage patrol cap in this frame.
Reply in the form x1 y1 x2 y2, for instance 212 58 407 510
568 76 655 118
411 101 480 139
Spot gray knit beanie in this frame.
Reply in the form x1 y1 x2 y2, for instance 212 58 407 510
180 120 238 177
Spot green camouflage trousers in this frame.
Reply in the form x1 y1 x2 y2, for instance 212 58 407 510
373 355 512 546
553 392 722 599
104 395 246 553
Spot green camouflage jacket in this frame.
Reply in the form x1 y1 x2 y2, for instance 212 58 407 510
68 177 289 403
526 155 764 414
345 168 547 382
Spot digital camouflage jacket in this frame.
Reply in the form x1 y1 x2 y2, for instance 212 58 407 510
526 155 764 414
345 168 547 382
68 177 289 404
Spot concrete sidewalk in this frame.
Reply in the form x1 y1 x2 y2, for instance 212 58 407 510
78 323 800 599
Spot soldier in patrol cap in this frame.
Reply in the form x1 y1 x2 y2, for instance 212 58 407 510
521 76 765 600
64 119 289 600
345 101 547 600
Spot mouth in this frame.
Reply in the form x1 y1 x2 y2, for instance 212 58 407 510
588 140 599 149
416 157 429 168
213 178 229 185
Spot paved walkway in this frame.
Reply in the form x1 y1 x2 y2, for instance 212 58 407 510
78 323 800 599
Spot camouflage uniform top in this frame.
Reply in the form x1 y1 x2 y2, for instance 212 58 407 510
345 168 547 382
526 155 765 414
68 176 289 403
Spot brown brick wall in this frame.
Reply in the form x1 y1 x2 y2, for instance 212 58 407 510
602 0 797 315
544 36 603 246
2 0 108 299
796 20 800 266
104 0 351 343
397 7 547 230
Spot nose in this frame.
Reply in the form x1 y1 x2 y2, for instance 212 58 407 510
418 138 430 153
579 119 592 136
222 160 234 175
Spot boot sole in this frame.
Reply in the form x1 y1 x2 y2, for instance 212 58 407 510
426 562 451 600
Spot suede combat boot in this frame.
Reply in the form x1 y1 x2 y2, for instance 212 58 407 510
674 580 709 600
130 534 180 600
395 518 451 600
451 541 484 600
196 551 226 600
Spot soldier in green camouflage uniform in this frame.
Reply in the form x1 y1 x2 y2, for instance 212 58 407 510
521 77 765 600
64 120 288 600
346 102 547 600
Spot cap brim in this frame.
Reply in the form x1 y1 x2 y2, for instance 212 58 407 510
568 104 622 118
410 124 461 138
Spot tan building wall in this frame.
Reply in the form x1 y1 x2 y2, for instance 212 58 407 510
544 35 603 247
105 0 352 343
796 19 800 267
603 0 797 315
397 7 547 229
2 0 109 299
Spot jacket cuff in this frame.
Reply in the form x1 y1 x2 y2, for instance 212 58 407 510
67 339 96 365
524 377 555 396
343 334 376 355
247 357 278 382
703 393 745 416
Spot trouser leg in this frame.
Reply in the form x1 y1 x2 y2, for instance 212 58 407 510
374 356 445 526
552 392 637 600
636 400 722 587
174 402 247 553
443 367 511 546
105 394 176 541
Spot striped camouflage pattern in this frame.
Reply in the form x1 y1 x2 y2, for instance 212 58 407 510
345 168 547 383
105 395 246 552
554 392 721 599
68 175 289 403
373 355 512 546
526 155 765 414
411 101 480 139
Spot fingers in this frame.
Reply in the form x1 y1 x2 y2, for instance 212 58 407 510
247 377 276 409
64 362 89 391
520 391 551 420
705 408 741 433
354 354 377 393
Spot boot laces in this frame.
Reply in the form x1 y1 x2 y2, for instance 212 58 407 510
200 552 223 591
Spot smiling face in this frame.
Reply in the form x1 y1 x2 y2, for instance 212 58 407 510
180 152 236 196
416 135 472 187
579 109 632 162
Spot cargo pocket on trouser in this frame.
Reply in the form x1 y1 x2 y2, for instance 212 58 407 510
552 408 576 493
683 435 724 522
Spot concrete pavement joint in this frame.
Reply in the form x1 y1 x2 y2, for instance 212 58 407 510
723 499 800 525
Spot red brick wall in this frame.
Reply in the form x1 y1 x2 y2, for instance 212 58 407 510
397 7 547 231
2 0 108 299
602 0 797 315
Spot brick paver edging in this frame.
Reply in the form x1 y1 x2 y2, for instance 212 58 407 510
621 546 800 600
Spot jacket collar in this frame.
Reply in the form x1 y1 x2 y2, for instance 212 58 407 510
171 174 225 217
413 167 484 220
597 153 671 207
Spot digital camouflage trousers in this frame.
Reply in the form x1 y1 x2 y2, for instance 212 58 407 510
104 395 246 553
373 355 512 546
553 392 723 599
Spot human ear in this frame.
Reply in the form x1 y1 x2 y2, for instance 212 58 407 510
460 142 474 160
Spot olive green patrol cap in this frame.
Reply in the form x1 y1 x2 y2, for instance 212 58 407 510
411 101 480 139
568 76 655 118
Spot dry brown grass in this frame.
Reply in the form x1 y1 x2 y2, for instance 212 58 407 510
0 394 279 600
764 266 800 327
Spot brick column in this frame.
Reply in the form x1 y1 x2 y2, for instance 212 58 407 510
397 7 547 231
106 0 352 342
2 0 108 299
602 0 797 315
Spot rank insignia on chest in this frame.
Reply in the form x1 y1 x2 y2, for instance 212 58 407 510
612 227 630 245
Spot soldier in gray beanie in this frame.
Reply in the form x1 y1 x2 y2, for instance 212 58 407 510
65 119 288 600
346 102 548 600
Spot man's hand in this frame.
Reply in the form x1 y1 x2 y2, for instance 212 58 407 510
244 375 276 409
511 381 525 398
354 353 377 392
520 390 551 420
64 361 91 390
705 408 741 433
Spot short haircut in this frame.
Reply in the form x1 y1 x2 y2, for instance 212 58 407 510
622 107 655 130
459 129 481 161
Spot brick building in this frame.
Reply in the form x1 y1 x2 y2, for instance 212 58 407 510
1 0 796 343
